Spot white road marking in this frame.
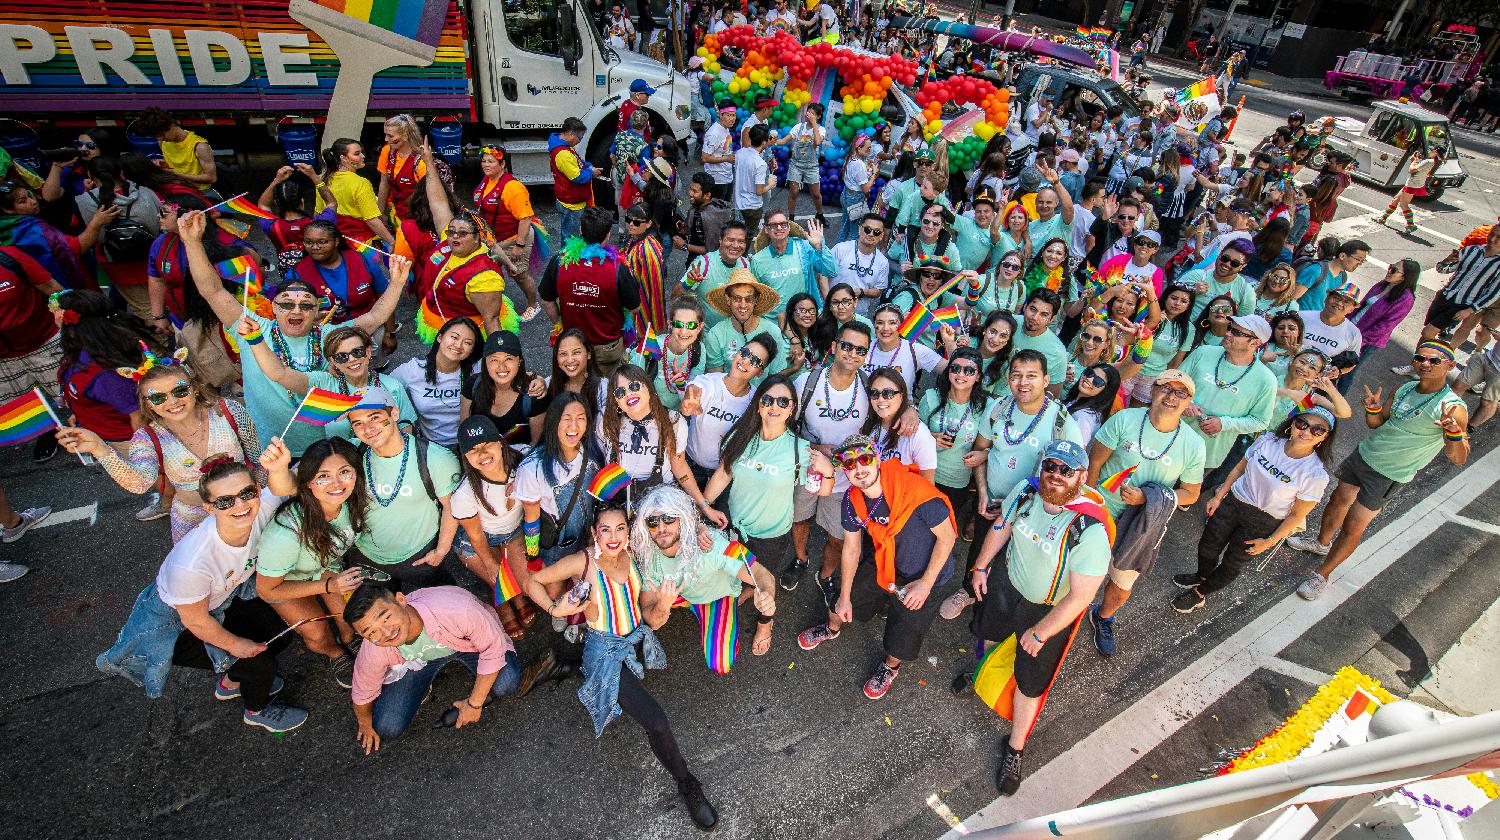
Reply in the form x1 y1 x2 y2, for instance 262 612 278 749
1336 197 1463 247
942 442 1500 837
1447 512 1500 538
928 793 963 830
32 502 98 530
1264 656 1336 687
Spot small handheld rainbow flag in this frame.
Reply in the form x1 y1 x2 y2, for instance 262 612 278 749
587 462 631 501
285 388 364 437
348 237 395 259
208 193 278 221
494 555 524 605
637 325 663 359
215 256 263 295
931 304 963 331
1296 391 1317 412
0 388 60 446
1075 26 1090 37
898 301 935 339
726 539 760 592
1099 465 1138 494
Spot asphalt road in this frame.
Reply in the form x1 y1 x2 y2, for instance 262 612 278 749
3 60 1499 840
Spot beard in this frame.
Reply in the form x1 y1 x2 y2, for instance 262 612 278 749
1038 477 1077 506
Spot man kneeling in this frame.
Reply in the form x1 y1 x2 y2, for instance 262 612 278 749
345 583 521 753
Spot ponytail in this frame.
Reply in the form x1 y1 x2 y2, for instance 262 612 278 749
322 138 359 176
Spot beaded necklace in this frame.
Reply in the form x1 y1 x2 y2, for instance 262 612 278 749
1135 410 1182 462
365 434 411 507
1212 351 1255 389
661 345 693 394
1393 383 1447 421
997 395 1050 445
939 397 973 437
269 323 324 372
820 367 862 419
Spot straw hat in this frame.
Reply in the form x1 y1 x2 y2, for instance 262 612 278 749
646 157 674 187
902 252 958 283
705 267 781 320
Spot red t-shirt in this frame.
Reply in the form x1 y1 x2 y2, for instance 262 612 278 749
0 245 59 358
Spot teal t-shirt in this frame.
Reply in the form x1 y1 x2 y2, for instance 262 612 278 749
1182 268 1256 322
1179 346 1279 469
1011 328 1069 385
953 214 1003 272
701 318 789 382
306 370 417 443
356 435 463 564
887 236 964 273
919 390 991 489
999 481 1111 605
1027 213 1073 250
624 344 705 411
1138 321 1194 380
1358 382 1467 484
256 504 356 581
726 430 813 539
982 397 1082 502
1091 407 1207 517
750 243 825 317
641 530 744 604
235 313 351 456
397 627 456 663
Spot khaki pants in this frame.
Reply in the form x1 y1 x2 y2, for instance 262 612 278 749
594 337 626 377
116 283 153 323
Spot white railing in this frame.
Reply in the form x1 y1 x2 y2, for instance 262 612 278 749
1333 52 1468 85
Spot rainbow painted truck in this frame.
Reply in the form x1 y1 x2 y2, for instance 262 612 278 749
0 0 694 183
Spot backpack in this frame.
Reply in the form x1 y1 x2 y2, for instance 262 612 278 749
98 192 154 263
357 431 439 510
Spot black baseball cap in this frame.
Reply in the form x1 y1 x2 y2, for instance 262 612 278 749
457 416 502 454
482 330 522 358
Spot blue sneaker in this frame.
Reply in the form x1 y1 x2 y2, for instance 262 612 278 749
1090 604 1117 657
215 675 283 701
243 701 308 733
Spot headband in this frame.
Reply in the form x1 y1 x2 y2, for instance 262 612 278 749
197 453 239 475
1417 340 1456 363
117 342 189 382
48 292 80 325
832 439 878 464
481 145 506 162
1296 405 1337 429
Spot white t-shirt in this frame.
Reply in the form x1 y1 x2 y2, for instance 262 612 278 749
1300 315 1362 358
450 475 525 537
862 339 943 394
703 123 735 184
843 157 870 195
882 424 939 472
513 452 584 518
1074 407 1103 446
391 359 463 446
830 240 890 307
815 2 839 33
684 373 754 469
1069 204 1096 259
156 488 283 610
595 413 688 482
1232 433 1330 519
1024 101 1045 142
733 146 771 211
795 368 869 492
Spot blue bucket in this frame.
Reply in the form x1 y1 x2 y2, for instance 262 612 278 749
429 122 463 166
0 126 42 177
278 125 319 167
127 132 163 161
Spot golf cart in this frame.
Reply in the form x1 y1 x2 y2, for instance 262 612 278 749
1324 100 1467 202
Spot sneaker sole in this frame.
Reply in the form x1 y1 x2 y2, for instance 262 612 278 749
1172 598 1205 614
863 685 891 700
243 714 307 734
1172 577 1204 590
134 510 171 522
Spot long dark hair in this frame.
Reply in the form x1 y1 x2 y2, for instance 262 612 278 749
120 151 197 198
1063 363 1121 420
718 374 803 471
271 176 317 219
547 328 604 416
461 437 522 517
601 363 680 459
1252 217 1290 265
55 289 162 372
858 367 913 453
535 391 591 485
929 346 988 422
320 138 360 175
1376 259 1420 302
84 156 126 207
1190 293 1236 351
780 292 817 356
1272 414 1336 469
172 191 256 331
406 173 458 235
471 341 536 417
275 438 369 567
424 316 482 390
979 309 1018 389
1156 283 1197 346
809 282 858 360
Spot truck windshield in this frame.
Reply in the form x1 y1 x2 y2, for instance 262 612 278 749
502 0 582 60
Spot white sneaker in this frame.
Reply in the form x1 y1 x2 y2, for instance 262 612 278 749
939 589 977 620
1296 572 1328 601
1286 535 1330 556
552 615 566 633
1390 364 1416 378
134 492 170 522
2 506 50 543
0 562 30 583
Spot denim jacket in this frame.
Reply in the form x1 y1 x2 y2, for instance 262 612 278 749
578 623 666 737
95 580 253 698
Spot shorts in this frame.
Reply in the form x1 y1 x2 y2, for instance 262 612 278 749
968 567 1071 698
794 485 846 536
1107 566 1142 590
454 523 522 559
1400 186 1428 197
1336 449 1404 512
1480 299 1500 330
1125 372 1158 404
1423 294 1470 335
1458 352 1500 402
788 161 821 186
847 560 944 662
0 333 63 403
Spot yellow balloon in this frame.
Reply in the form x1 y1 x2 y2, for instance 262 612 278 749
926 119 942 134
975 122 996 141
696 47 709 59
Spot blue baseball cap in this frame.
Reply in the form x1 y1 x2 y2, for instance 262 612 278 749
1041 439 1088 471
630 79 656 95
352 386 397 412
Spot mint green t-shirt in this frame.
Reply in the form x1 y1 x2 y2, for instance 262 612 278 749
256 504 356 581
686 252 748 330
1012 327 1069 385
1182 268 1256 322
702 318 789 382
1138 321 1194 380
235 313 351 456
726 430 814 539
306 370 417 444
1357 382 1467 484
397 627 456 663
1179 346 1279 469
999 481 1111 605
954 214 1003 272
982 398 1082 502
919 390 991 489
641 530 744 604
1091 407 1207 516
355 436 463 564
624 344 706 411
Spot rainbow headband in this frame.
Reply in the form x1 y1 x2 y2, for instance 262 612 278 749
832 439 878 465
1416 340 1456 364
47 292 80 325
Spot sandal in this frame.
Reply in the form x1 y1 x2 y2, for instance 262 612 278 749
752 619 774 656
520 305 542 322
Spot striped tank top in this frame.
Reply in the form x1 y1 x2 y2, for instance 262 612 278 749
587 555 644 637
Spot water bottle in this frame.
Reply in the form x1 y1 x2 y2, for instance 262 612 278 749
803 469 825 493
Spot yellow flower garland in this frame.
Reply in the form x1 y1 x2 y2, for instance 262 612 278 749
1224 667 1396 775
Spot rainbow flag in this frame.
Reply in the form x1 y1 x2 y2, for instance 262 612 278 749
0 389 59 446
637 325 663 359
1296 391 1316 412
898 301 935 339
348 237 394 259
931 304 963 330
1075 26 1090 37
689 597 739 675
587 462 631 501
726 540 756 567
215 256 263 296
210 193 278 220
1100 465 1138 493
1176 77 1217 103
291 388 364 427
494 555 524 605
308 0 449 44
973 614 1084 721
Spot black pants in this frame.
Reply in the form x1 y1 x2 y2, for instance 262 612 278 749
346 536 454 593
711 181 733 203
1201 434 1253 498
171 597 291 712
939 483 981 594
1195 494 1281 595
745 531 793 577
618 663 691 783
847 560 944 662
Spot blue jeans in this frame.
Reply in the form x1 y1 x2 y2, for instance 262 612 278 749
557 202 584 241
371 649 521 739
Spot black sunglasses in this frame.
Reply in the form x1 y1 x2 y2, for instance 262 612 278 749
736 346 768 368
644 514 679 529
949 364 978 376
208 486 258 510
613 381 645 398
331 347 370 364
1291 417 1329 436
145 382 193 405
836 340 870 356
759 394 793 408
1040 460 1079 477
869 387 902 400
1218 257 1247 269
861 226 884 235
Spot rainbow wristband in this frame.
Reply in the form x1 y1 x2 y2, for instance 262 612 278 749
1365 405 1382 415
1445 430 1465 442
242 325 264 345
523 518 541 556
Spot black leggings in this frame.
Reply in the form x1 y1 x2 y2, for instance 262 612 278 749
1195 493 1281 595
172 597 291 712
618 664 691 782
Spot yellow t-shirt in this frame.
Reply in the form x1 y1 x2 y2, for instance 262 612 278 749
437 248 506 297
160 130 211 191
328 171 381 221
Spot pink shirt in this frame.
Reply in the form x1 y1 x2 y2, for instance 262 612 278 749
350 586 515 705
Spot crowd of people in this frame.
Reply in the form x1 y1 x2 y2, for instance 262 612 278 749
4 6 1500 831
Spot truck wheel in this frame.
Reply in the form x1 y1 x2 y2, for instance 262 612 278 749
585 123 618 213
1414 186 1443 203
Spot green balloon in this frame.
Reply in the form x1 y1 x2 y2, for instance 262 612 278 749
839 126 855 141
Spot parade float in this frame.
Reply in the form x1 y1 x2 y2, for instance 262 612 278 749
1324 25 1481 104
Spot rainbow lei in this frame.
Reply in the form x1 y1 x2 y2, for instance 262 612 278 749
559 236 620 267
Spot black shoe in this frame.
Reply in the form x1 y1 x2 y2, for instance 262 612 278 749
778 559 808 591
996 741 1024 796
32 430 58 464
817 574 838 609
950 670 973 695
515 647 560 698
1172 587 1206 614
1172 573 1205 589
677 775 719 831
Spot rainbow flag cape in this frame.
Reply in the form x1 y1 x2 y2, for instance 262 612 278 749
974 613 1084 722
1100 465 1138 493
898 301 935 339
587 462 630 501
1176 76 1216 103
211 193 278 220
931 304 963 331
637 325 663 359
0 388 59 446
494 555 524 605
291 388 364 426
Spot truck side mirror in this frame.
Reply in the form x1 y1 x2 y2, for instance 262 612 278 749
562 45 578 75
